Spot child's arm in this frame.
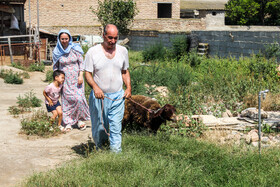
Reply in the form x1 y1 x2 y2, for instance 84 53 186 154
43 90 54 106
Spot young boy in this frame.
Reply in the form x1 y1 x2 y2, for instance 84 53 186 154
43 70 65 131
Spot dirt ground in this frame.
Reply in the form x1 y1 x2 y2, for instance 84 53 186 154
0 66 92 187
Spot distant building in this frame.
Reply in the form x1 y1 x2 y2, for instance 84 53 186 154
20 0 228 35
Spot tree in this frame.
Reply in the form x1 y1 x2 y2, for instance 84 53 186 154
225 0 280 25
92 0 138 35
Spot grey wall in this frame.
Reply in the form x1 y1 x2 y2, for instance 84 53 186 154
125 31 190 51
127 30 280 58
192 31 280 58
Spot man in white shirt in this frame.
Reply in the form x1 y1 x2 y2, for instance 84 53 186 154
84 24 131 153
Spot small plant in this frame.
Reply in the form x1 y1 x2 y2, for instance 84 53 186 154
28 62 45 72
4 70 23 84
142 43 166 62
20 71 30 79
170 35 188 60
9 91 42 116
262 123 276 134
8 106 25 117
263 42 280 61
17 91 42 108
82 45 90 55
45 70 53 83
160 117 206 138
20 109 61 137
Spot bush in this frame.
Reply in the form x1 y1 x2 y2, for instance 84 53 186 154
82 45 90 55
45 70 53 83
142 43 166 62
12 61 45 72
8 106 25 117
20 110 61 137
17 91 42 108
28 62 45 72
9 91 42 116
4 70 23 84
263 42 280 61
170 35 188 59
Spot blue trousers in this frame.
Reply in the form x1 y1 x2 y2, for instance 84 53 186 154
89 89 124 153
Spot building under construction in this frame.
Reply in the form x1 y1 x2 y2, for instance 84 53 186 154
0 0 52 66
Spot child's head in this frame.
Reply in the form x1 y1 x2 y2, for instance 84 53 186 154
53 70 65 85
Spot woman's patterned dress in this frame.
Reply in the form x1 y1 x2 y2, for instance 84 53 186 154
54 49 90 126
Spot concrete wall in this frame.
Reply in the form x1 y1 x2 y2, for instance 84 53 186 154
125 30 190 50
192 30 280 58
127 29 280 59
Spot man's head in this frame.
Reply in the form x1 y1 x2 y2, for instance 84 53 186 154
103 24 118 50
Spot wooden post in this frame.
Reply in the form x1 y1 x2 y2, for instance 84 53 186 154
7 37 13 65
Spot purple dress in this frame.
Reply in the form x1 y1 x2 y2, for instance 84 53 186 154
54 49 90 126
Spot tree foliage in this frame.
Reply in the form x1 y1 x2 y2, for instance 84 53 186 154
92 0 138 35
226 0 280 25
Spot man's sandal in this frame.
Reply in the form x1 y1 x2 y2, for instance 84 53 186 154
78 121 87 131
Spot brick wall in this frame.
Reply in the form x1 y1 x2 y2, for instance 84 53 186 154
24 0 183 35
135 0 180 19
24 0 100 35
130 18 205 32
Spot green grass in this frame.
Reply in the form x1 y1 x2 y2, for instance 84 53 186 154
23 134 280 186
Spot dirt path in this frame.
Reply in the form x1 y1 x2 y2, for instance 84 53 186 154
0 67 92 187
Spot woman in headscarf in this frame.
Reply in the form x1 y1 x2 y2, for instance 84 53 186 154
53 29 90 131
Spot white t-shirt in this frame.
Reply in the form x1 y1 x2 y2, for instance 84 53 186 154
84 44 129 93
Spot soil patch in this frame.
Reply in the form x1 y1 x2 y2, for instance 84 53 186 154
0 69 91 187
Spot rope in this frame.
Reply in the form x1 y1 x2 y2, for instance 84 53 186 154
100 96 155 136
100 96 125 136
126 97 154 114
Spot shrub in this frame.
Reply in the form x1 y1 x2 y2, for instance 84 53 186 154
263 42 280 61
9 91 42 116
20 71 30 79
12 61 45 72
142 43 166 62
170 35 188 59
82 45 90 55
28 62 45 72
17 91 42 108
20 110 61 137
4 70 23 84
11 61 25 70
45 70 53 83
8 106 25 117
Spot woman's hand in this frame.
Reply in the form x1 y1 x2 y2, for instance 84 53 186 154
78 75 83 85
78 71 84 85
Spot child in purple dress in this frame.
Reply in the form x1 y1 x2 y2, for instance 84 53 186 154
43 70 65 131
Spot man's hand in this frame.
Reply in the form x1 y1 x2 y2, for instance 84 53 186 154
94 87 105 99
124 88 131 98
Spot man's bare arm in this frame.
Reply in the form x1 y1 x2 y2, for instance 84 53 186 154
85 71 104 99
122 69 131 98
